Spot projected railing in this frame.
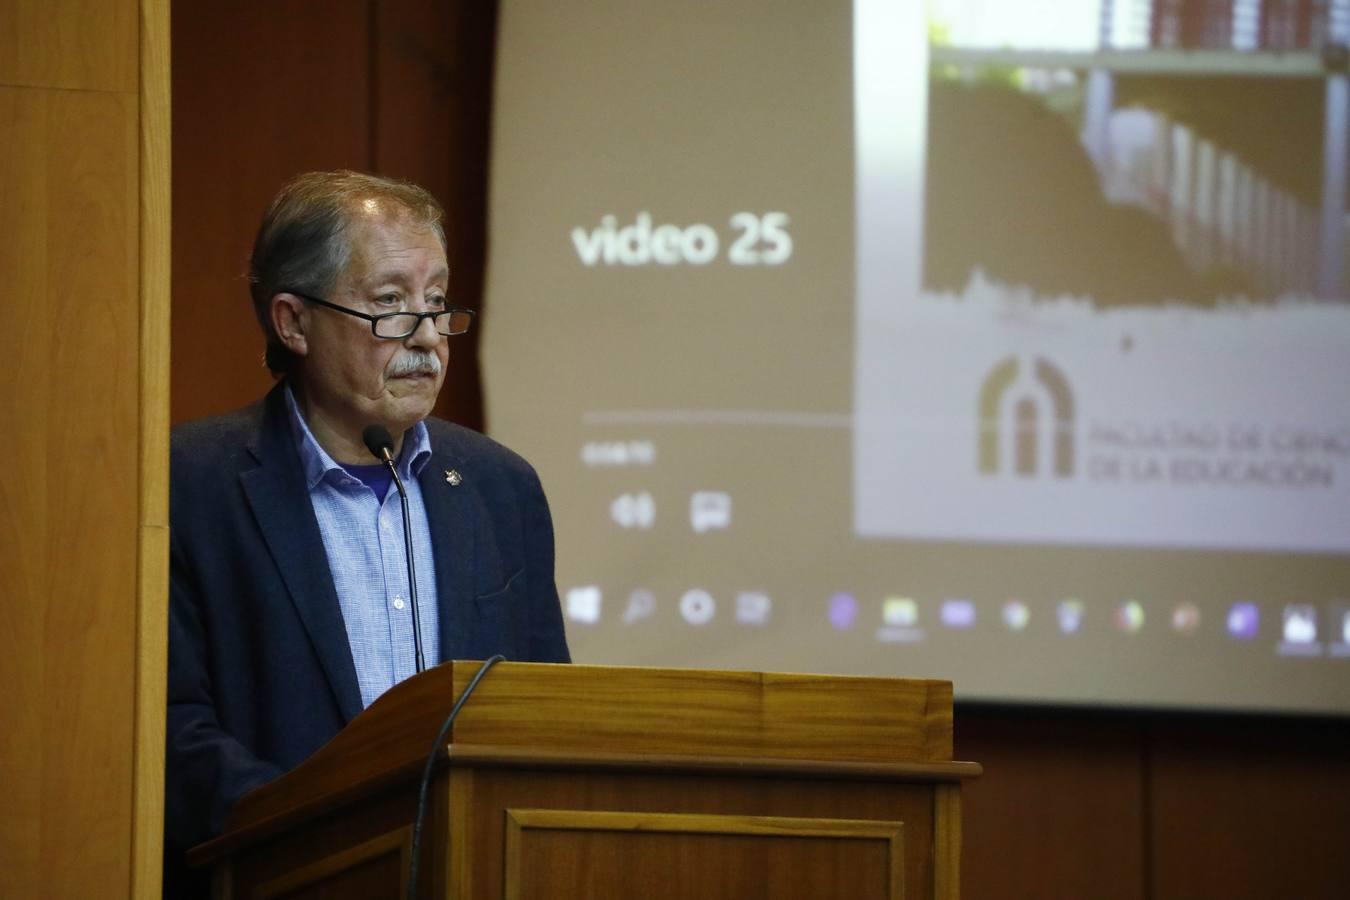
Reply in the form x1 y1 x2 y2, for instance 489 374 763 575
929 0 1348 298
1098 110 1320 294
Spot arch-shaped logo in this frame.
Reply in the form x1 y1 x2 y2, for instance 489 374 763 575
978 356 1075 478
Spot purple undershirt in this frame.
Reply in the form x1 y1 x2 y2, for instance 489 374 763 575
340 462 393 500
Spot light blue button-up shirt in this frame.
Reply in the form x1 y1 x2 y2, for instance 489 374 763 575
284 386 440 709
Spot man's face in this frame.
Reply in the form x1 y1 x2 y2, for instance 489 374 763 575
290 209 451 441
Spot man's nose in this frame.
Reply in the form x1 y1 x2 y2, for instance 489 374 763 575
405 312 442 348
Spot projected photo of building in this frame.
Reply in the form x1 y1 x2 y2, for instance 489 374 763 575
924 0 1348 304
855 0 1350 555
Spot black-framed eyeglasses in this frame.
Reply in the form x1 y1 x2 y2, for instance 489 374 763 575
288 291 475 338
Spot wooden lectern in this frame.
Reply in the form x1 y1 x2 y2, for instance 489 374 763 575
190 661 980 899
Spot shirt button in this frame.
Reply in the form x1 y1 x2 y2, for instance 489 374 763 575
393 597 405 610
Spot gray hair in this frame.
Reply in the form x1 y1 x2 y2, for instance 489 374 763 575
248 170 446 374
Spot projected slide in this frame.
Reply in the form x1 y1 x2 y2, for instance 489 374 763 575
485 0 1350 714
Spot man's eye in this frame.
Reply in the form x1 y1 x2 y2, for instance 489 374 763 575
427 294 448 309
375 293 402 307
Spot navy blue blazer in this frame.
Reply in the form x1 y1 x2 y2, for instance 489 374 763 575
164 383 570 858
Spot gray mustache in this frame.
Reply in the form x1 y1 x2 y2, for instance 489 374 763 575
387 351 442 378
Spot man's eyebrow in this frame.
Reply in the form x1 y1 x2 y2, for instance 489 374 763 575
366 265 451 287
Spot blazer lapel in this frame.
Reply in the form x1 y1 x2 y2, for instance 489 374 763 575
418 438 478 662
240 386 364 723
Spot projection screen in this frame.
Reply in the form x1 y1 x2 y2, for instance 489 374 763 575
483 0 1350 714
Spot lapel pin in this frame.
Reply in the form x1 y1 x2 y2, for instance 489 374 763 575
445 469 462 486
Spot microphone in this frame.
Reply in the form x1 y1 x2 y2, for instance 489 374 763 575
362 424 426 674
361 424 395 464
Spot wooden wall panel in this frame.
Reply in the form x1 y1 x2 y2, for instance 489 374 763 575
957 709 1147 900
1 1 168 896
135 2 173 895
0 0 169 893
1148 716 1350 900
0 84 140 897
0 0 136 92
0 83 140 900
371 0 457 215
41 87 142 899
170 0 373 425
0 85 52 898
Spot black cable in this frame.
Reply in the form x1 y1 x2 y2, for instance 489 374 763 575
405 655 505 900
387 464 426 673
361 423 426 673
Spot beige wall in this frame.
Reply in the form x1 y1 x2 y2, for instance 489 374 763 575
0 1 169 897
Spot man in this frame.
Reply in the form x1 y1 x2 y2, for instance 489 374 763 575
164 171 569 893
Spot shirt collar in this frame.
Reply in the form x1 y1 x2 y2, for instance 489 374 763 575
283 382 433 491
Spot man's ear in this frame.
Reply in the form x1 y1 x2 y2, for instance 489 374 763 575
270 293 309 357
